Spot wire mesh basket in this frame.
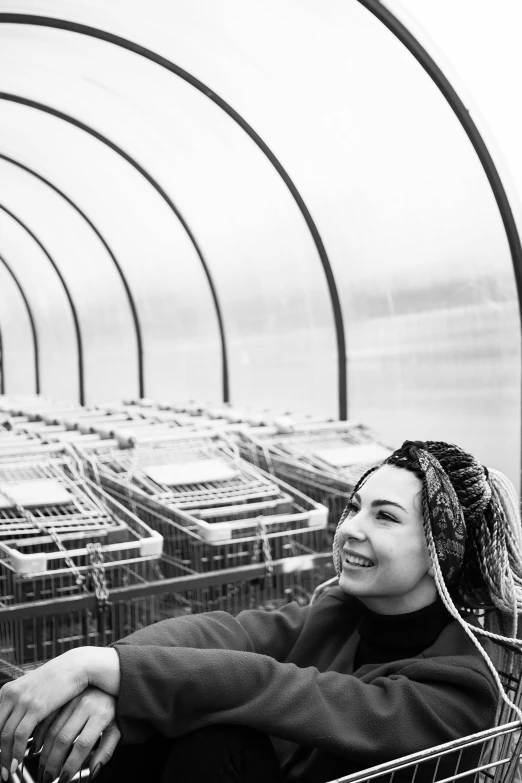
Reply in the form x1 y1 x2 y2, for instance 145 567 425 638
236 420 393 530
0 460 162 583
80 431 328 543
323 720 522 783
94 483 328 575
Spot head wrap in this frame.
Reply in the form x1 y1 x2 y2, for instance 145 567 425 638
406 442 467 588
333 439 475 590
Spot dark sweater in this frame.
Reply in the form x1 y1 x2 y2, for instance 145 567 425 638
354 595 453 667
112 589 498 783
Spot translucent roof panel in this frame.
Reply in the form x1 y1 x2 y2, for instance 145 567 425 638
0 1 519 484
289 2 520 482
395 0 522 242
0 96 224 406
0 19 339 415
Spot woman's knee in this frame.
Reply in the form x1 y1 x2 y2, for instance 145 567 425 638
160 724 283 783
94 725 283 783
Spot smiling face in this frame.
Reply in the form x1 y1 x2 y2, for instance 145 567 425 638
337 464 437 614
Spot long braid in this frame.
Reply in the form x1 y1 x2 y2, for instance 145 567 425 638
419 487 522 722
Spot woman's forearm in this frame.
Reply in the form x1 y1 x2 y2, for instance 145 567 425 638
66 646 121 696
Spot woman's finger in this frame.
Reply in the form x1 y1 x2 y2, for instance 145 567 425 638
38 701 79 772
0 685 16 780
0 656 86 779
39 688 116 783
45 716 107 783
1 712 35 781
31 710 60 758
11 713 43 777
89 722 122 779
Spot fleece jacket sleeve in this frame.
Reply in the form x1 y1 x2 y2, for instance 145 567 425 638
113 643 497 763
113 602 310 659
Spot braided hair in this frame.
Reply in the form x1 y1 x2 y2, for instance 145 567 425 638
332 439 522 720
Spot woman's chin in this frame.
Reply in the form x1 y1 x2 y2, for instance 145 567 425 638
339 571 373 596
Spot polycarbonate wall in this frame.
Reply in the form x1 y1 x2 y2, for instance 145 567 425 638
0 0 519 485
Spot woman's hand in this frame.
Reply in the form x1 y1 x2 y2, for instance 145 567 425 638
34 687 121 783
0 646 120 779
0 649 90 780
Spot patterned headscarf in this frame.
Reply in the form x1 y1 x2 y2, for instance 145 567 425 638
333 440 476 590
408 443 467 588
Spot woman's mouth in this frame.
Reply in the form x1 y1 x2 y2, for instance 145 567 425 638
344 553 375 568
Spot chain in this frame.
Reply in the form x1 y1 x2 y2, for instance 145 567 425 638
248 518 274 608
0 483 112 614
123 445 139 487
252 518 274 575
86 543 111 611
0 483 87 589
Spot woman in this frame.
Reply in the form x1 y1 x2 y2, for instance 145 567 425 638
0 440 521 783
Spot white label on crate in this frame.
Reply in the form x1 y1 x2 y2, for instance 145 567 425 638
143 458 238 486
313 444 392 467
0 479 73 508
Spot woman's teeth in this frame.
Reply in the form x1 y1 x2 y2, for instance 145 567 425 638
345 554 374 567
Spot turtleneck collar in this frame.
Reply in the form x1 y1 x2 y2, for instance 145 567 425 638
354 596 452 667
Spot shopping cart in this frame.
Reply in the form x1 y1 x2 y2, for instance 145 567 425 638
323 648 522 783
0 441 75 465
0 457 163 586
236 419 393 530
79 429 328 538
0 459 163 669
0 430 41 457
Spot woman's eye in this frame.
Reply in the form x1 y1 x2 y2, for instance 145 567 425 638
346 502 359 514
378 511 397 523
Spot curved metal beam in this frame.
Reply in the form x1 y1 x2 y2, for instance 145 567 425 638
0 203 84 403
357 0 522 306
0 13 346 416
0 91 230 406
0 250 39 393
0 153 144 398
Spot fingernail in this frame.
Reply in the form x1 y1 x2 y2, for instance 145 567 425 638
58 773 70 783
10 759 18 775
1 768 8 782
43 772 54 783
91 763 102 781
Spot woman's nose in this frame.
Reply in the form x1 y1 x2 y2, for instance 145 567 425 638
338 511 367 542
